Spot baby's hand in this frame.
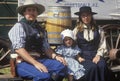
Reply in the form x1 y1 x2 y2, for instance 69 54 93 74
78 57 85 63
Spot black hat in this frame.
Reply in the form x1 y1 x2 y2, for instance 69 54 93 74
74 6 97 16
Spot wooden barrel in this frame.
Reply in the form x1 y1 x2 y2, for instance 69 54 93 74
46 6 71 44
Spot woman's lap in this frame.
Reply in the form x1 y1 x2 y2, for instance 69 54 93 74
80 58 107 81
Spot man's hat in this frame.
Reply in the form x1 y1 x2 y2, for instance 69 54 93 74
16 0 45 16
74 6 97 16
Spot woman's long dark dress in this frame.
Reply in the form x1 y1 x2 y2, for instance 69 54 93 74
76 28 107 81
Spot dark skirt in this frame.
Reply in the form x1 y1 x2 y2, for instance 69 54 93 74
80 57 107 81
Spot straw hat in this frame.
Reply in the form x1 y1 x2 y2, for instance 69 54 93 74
16 0 45 16
74 6 97 16
61 29 74 40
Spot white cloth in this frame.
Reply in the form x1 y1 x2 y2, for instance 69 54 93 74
61 29 74 40
83 25 94 41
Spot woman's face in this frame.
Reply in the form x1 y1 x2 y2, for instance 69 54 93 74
63 37 73 47
23 7 38 21
80 12 92 25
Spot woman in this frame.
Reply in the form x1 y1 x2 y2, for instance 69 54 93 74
73 6 107 81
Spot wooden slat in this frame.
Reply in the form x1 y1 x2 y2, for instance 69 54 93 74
110 65 120 72
0 24 14 27
0 50 11 61
0 64 10 69
110 29 114 48
0 2 17 4
0 17 17 19
0 74 13 78
115 34 120 48
0 74 24 81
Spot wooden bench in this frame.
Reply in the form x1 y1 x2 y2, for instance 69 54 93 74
0 74 24 81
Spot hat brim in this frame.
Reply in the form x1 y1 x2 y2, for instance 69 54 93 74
17 4 45 16
74 11 97 16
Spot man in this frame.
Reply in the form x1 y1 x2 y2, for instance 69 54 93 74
8 0 66 81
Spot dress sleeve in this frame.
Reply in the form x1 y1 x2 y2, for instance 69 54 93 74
55 45 63 55
8 23 26 50
96 28 107 56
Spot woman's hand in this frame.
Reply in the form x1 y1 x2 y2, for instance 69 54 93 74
92 55 100 64
55 55 67 65
34 61 48 72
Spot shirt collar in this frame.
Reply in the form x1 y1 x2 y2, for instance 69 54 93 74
83 24 88 29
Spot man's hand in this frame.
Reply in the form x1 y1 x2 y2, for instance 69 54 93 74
34 62 48 72
55 55 67 65
16 48 48 72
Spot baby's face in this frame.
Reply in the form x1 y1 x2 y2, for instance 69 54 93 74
63 37 73 47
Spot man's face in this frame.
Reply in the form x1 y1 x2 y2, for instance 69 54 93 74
23 7 38 21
